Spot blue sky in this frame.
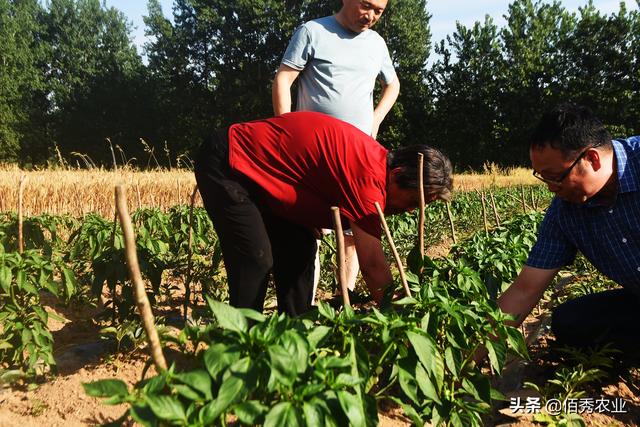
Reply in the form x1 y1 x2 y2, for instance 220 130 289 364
105 0 638 59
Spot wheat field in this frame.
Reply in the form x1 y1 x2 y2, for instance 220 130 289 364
0 164 541 217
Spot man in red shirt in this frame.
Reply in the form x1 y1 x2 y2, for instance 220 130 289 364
194 111 452 315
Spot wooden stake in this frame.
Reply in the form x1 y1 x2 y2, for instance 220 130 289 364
489 191 501 227
18 174 27 254
445 201 457 244
136 180 142 212
331 207 351 308
374 202 411 298
115 185 167 372
417 153 426 259
520 185 527 213
480 190 489 234
530 187 537 210
183 185 199 320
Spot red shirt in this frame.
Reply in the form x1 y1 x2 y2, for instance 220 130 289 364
228 112 388 237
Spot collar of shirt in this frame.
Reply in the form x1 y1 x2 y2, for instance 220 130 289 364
613 138 639 194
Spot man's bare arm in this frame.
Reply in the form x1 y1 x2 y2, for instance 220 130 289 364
371 77 400 139
272 64 301 116
497 265 561 327
350 221 393 304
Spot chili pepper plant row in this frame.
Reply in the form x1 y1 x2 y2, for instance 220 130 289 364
1 187 546 425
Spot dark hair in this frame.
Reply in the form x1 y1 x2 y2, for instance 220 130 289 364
388 145 453 201
530 103 612 157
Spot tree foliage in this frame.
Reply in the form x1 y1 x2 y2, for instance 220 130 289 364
0 0 638 168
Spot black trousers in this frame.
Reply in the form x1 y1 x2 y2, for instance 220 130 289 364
194 130 317 316
551 287 640 354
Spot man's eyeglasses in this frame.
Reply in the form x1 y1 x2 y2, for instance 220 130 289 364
532 148 590 185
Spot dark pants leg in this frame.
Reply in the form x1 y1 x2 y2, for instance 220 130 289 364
264 214 317 316
194 131 316 315
551 288 640 352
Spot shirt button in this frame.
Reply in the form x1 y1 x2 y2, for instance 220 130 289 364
609 209 614 214
637 267 640 272
622 238 628 243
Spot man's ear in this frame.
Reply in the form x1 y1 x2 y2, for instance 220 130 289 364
586 148 602 172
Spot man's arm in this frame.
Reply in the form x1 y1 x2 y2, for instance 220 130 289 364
371 77 400 139
350 221 392 304
272 64 301 116
497 265 561 327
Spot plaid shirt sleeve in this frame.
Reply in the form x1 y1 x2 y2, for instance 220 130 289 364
526 199 577 269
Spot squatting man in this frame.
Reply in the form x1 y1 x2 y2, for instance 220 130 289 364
496 103 640 355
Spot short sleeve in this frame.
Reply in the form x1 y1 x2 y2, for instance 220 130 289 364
281 25 312 70
378 41 397 85
526 201 577 269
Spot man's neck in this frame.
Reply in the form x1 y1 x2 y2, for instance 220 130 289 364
592 154 618 205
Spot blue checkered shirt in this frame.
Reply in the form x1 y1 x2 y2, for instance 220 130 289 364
527 136 640 295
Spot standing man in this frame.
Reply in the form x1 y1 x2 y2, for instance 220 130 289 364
194 112 452 316
496 104 640 354
272 0 400 295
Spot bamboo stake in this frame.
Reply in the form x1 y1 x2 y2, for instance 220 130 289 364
331 207 351 308
115 185 167 372
183 185 199 320
18 174 27 254
374 202 411 298
530 187 537 210
110 211 119 325
417 153 426 259
136 180 142 212
489 191 501 227
480 190 489 234
445 201 457 244
520 185 527 213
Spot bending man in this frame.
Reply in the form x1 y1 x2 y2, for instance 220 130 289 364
194 112 451 315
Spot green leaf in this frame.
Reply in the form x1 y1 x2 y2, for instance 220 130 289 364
129 404 156 427
83 379 129 398
407 330 444 390
0 266 11 293
203 343 240 380
302 401 324 426
61 267 77 298
146 395 186 422
306 325 331 349
333 373 363 388
174 370 213 400
234 400 268 425
316 301 336 320
237 308 266 323
415 362 441 403
485 339 507 373
264 402 302 427
337 390 365 427
268 344 297 387
506 326 529 358
280 330 309 375
205 296 247 333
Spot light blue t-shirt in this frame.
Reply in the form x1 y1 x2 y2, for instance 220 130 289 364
281 15 397 134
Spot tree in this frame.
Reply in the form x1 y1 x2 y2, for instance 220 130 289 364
44 0 146 165
427 17 505 168
0 0 48 164
499 0 574 165
375 0 432 148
